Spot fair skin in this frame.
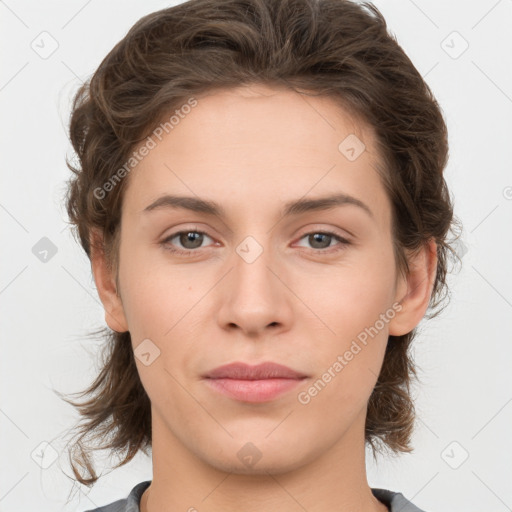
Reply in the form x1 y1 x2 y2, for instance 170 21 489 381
91 84 437 512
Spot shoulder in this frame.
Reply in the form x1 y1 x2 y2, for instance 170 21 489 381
372 487 429 512
83 481 151 512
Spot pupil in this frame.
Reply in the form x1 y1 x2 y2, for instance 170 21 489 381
182 232 202 248
311 233 329 248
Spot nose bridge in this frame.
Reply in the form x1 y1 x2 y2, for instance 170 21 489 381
217 231 290 333
232 233 277 302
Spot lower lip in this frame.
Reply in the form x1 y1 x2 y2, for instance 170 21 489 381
204 377 305 403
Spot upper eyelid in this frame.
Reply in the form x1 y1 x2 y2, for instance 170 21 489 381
163 221 352 237
163 229 215 245
162 227 350 249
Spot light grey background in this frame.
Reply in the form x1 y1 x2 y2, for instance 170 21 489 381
1 1 511 511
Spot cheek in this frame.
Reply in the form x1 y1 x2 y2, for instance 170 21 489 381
116 241 172 340
307 243 397 339
300 268 394 419
118 228 397 352
298 241 396 406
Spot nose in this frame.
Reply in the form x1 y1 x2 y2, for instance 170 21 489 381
215 236 294 337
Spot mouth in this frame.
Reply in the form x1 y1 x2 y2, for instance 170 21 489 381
202 362 308 403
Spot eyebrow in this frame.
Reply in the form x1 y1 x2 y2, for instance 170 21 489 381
142 193 374 219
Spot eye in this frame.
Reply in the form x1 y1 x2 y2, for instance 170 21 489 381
160 228 351 257
161 229 215 256
295 231 351 254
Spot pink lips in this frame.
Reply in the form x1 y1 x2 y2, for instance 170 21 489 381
203 362 308 403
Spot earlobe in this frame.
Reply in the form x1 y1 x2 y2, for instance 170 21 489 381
89 228 129 333
388 238 438 337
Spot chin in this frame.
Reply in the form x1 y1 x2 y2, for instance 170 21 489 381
194 435 316 476
206 452 310 476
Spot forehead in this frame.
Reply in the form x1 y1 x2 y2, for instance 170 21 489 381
175 83 369 154
122 84 390 227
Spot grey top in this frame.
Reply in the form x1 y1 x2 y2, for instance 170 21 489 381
84 480 427 512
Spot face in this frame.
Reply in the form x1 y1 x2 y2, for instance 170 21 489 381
107 84 411 474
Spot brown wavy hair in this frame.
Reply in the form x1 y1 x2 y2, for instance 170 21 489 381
61 0 461 487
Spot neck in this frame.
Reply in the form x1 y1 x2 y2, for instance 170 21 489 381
141 408 388 512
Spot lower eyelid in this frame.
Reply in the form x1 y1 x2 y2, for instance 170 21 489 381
162 230 350 253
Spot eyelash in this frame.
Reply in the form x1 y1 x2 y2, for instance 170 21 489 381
160 228 351 257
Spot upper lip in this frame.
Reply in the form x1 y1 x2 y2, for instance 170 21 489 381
203 362 308 380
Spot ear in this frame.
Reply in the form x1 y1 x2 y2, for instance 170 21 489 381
89 228 129 333
388 238 438 336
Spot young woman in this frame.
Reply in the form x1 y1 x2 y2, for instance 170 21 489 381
62 0 458 510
